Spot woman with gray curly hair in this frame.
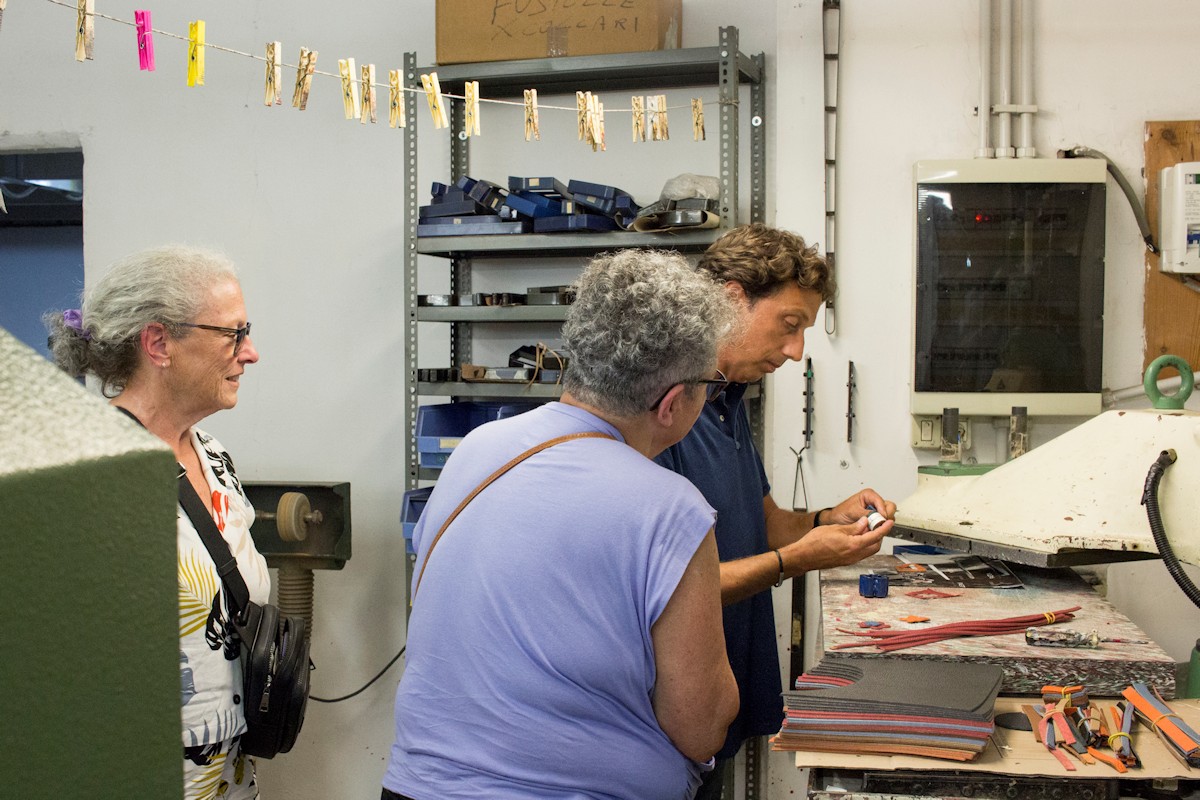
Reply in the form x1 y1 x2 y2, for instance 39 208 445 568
47 245 267 800
385 249 740 800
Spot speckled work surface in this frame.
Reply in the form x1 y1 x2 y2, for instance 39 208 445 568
0 329 166 476
820 554 1176 698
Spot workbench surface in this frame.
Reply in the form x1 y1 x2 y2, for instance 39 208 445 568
818 554 1175 697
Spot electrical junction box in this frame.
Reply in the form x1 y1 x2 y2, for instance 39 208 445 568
1159 162 1200 274
910 415 971 451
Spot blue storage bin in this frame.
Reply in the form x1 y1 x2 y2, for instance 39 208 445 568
415 401 540 468
401 486 434 555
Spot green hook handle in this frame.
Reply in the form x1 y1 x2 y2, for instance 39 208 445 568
1144 355 1195 410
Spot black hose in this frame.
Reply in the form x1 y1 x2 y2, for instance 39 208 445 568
1141 449 1200 609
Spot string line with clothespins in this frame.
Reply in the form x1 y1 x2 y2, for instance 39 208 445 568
37 0 730 145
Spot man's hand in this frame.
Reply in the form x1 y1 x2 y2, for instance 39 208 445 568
782 516 888 572
825 488 896 526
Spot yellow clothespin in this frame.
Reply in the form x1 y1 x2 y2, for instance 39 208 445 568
186 20 205 87
338 58 361 120
631 96 646 142
464 81 481 137
264 42 282 107
361 63 377 124
388 69 406 128
75 0 94 62
523 89 540 141
692 98 705 141
577 91 589 141
420 72 449 129
292 48 317 111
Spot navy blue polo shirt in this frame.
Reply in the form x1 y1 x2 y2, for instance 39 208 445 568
654 383 784 759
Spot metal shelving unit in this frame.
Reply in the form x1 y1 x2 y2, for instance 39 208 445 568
401 22 766 526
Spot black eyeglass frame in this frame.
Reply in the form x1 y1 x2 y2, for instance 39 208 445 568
649 371 729 411
175 321 252 355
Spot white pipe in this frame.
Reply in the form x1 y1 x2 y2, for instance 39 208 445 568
995 0 1014 158
1015 0 1036 157
977 0 994 158
1102 376 1184 408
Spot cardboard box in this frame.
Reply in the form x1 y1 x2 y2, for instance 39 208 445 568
436 0 682 65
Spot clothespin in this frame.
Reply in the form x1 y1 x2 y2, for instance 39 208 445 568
523 89 539 141
360 63 377 124
597 98 607 152
292 48 317 111
631 96 646 142
264 42 282 106
186 21 205 87
0 0 8 35
692 98 705 141
576 91 588 141
420 72 449 129
338 58 361 120
650 94 669 141
463 81 481 137
134 10 155 72
75 0 94 62
388 69 406 128
584 92 601 151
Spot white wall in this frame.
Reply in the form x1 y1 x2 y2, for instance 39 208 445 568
767 2 1200 794
5 0 1200 797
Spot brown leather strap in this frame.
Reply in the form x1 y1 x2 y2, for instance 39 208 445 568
413 431 615 599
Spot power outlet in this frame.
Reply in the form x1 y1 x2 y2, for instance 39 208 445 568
911 416 971 450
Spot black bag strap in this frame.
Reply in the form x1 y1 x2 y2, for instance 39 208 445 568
116 405 252 620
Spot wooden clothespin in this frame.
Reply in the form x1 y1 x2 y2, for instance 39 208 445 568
292 47 317 110
264 42 282 106
338 58 361 120
75 0 94 62
631 96 646 142
360 63 377 124
388 69 406 128
691 98 705 141
420 72 449 129
463 81 481 137
585 92 602 151
186 21 205 87
597 99 607 152
523 89 539 141
650 94 669 141
576 91 588 141
134 10 155 72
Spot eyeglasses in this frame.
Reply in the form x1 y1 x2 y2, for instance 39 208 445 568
649 370 729 410
176 321 252 355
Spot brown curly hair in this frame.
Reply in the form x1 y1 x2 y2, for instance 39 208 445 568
697 223 835 304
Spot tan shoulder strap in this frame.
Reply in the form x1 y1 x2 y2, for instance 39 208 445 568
413 430 615 600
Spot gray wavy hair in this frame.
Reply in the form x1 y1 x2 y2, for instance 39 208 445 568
562 249 736 416
44 245 238 396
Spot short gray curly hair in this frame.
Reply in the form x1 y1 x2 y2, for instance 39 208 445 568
562 249 735 416
45 245 238 396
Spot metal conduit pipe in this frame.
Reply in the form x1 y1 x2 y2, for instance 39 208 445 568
1015 0 1036 157
995 0 1014 158
977 0 994 157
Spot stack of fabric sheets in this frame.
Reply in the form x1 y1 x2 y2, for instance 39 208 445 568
772 658 1004 761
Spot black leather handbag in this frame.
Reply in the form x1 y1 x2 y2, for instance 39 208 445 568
179 476 312 759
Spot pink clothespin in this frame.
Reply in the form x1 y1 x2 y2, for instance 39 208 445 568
134 11 155 72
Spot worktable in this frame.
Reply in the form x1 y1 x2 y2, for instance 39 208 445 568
793 555 1193 797
818 554 1175 697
